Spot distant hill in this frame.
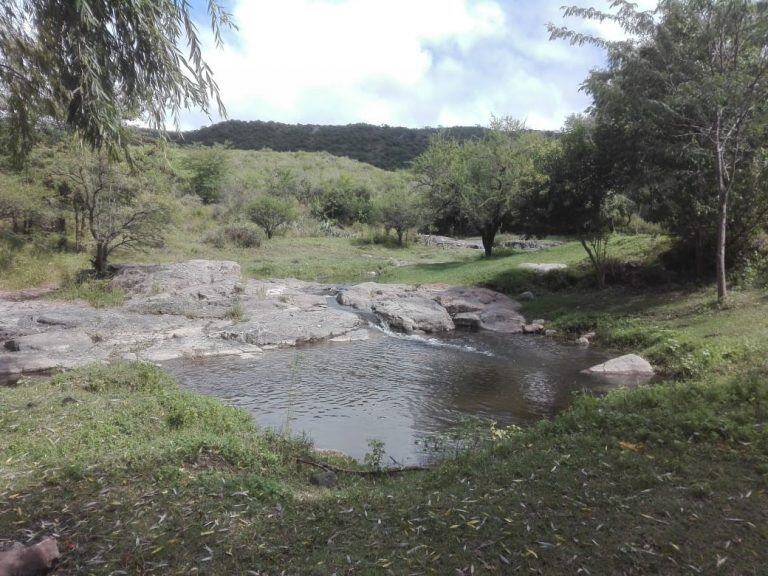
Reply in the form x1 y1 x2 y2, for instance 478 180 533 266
175 120 489 170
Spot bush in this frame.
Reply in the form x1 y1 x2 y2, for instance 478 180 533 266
247 195 299 239
311 176 372 226
203 223 263 249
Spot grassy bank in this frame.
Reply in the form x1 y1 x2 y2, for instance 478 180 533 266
2 361 766 574
2 234 768 573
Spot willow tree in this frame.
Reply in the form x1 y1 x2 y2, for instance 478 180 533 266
551 0 768 301
0 0 233 162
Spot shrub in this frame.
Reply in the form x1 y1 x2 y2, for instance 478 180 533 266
247 195 299 239
203 223 263 249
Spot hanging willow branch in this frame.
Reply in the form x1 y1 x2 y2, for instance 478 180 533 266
0 0 235 163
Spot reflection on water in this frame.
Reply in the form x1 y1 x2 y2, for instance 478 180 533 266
164 328 614 463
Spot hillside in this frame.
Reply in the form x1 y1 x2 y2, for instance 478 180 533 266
176 120 488 170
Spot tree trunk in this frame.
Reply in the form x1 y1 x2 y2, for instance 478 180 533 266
93 241 109 277
716 193 728 302
715 139 729 303
481 229 496 257
580 237 606 289
396 229 403 246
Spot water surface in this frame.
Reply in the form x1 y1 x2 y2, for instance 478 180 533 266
165 327 613 463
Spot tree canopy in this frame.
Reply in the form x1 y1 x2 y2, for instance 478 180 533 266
554 0 768 300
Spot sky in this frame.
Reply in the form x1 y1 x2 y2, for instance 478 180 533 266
179 0 658 131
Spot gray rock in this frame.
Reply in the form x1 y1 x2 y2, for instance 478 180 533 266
309 470 337 488
0 263 370 376
372 296 454 334
518 291 535 301
576 336 591 346
435 286 520 315
475 304 525 333
519 263 568 273
585 354 654 375
522 323 545 334
544 329 558 337
452 312 482 330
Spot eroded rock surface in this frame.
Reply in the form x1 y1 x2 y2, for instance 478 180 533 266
0 262 366 376
0 261 528 376
335 282 525 334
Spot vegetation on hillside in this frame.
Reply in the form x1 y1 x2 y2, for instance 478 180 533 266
175 119 490 170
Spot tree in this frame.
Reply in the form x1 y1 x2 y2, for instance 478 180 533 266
519 116 625 288
0 0 233 161
49 146 171 275
184 145 228 204
247 195 299 239
312 175 372 226
0 173 49 235
552 0 768 301
373 177 424 245
413 118 549 256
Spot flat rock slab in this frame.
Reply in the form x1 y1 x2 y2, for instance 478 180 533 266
0 262 365 376
519 263 568 273
585 354 654 375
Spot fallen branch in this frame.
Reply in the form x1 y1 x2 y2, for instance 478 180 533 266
0 538 59 576
296 457 429 476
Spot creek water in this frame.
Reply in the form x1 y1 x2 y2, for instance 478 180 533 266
164 324 617 464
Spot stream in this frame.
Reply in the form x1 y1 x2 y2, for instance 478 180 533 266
164 325 617 464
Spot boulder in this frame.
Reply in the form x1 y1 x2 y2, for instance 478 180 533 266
113 260 243 319
452 312 482 330
585 354 654 375
522 323 545 334
0 538 59 576
435 286 518 315
544 329 558 337
475 304 525 333
372 297 454 334
518 291 535 301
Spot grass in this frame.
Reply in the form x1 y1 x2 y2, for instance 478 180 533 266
1 361 767 574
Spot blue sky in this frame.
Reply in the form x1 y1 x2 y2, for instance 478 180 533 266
179 0 656 131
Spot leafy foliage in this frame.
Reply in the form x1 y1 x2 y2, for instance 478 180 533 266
247 194 299 239
182 145 228 204
0 0 233 161
372 176 424 245
414 118 551 256
558 0 768 300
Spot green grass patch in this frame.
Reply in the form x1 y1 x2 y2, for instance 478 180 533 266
3 362 766 574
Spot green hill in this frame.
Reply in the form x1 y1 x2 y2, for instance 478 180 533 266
176 120 488 170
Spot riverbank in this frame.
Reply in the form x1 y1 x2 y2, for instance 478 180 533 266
2 235 768 573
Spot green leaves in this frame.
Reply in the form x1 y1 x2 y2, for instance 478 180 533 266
0 0 234 160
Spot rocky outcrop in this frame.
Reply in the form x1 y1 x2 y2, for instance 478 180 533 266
0 262 368 376
0 261 530 376
335 283 526 334
585 354 654 375
420 235 562 252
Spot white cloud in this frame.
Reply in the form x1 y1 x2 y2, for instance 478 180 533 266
177 0 660 131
